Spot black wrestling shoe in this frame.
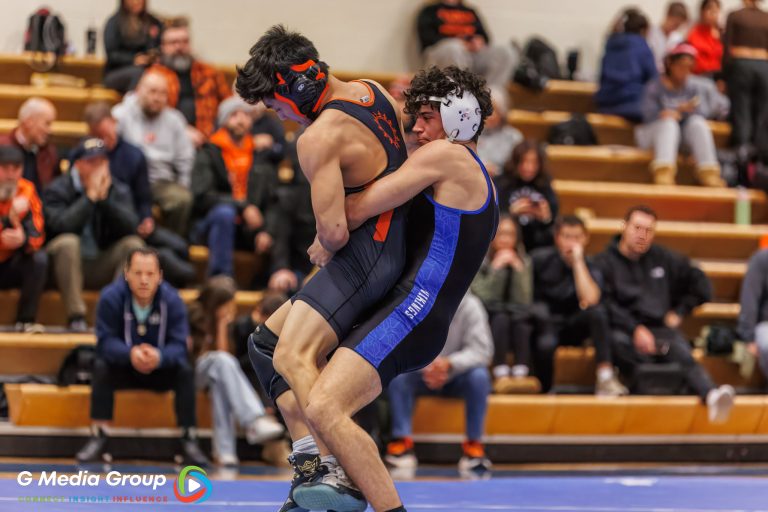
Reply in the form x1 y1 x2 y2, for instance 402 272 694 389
279 453 321 512
293 461 367 512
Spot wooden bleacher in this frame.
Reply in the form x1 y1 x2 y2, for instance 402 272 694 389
510 110 731 148
555 180 768 223
585 218 768 260
509 80 597 113
0 84 119 121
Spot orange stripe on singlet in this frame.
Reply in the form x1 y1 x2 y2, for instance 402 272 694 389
373 209 394 242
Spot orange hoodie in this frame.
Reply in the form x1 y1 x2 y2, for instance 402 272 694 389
0 178 44 263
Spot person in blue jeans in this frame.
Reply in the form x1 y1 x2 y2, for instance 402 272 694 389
384 291 494 475
191 97 278 278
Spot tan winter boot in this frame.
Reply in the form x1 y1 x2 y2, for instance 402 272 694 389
650 162 677 185
696 164 726 187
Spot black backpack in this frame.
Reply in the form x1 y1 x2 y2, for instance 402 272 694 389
57 345 96 386
548 114 598 145
24 8 67 72
524 37 561 80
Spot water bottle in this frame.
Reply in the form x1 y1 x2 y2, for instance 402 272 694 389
86 22 97 56
735 187 751 225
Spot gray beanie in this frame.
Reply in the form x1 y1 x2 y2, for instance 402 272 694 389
217 96 255 127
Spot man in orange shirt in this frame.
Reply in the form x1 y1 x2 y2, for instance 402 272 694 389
0 144 47 332
191 97 276 278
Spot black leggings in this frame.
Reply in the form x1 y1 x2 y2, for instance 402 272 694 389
726 58 768 148
489 309 534 368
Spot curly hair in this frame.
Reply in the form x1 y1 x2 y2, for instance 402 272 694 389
235 25 328 104
403 66 493 142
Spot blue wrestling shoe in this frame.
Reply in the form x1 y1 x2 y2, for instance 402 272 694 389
279 453 321 512
293 462 367 511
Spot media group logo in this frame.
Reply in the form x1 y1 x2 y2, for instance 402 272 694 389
173 465 212 504
16 465 213 505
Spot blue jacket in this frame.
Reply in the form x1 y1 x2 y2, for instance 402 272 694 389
96 279 189 368
594 33 658 122
109 137 153 221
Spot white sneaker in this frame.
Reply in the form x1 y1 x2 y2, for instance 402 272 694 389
595 374 629 397
706 385 736 424
245 415 285 444
216 453 239 467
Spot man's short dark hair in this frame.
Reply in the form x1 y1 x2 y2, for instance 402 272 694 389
236 25 324 104
126 247 162 271
83 102 113 128
624 205 658 222
403 66 493 143
555 215 587 234
667 1 689 20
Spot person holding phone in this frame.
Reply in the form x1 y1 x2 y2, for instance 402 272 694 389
635 43 724 186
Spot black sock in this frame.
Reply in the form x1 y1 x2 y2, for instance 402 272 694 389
384 507 406 512
92 425 106 438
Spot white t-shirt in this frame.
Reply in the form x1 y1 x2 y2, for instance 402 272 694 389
647 25 685 72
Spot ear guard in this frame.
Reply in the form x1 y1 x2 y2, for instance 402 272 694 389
274 59 329 121
428 89 482 142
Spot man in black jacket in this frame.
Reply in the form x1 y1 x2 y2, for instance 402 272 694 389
44 138 144 332
594 205 735 423
191 97 277 279
532 215 626 396
416 0 516 86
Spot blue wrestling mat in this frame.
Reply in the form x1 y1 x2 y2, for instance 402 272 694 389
0 468 765 511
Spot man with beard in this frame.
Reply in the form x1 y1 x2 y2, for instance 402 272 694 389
0 144 47 332
148 16 231 146
113 72 195 237
191 96 277 278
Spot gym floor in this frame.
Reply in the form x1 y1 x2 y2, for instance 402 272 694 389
0 459 765 511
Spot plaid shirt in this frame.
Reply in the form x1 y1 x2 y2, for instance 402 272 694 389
150 60 231 137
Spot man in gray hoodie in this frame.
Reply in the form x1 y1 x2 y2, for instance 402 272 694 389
738 248 768 381
383 291 493 475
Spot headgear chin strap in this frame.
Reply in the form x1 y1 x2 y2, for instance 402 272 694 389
428 89 482 142
274 59 329 121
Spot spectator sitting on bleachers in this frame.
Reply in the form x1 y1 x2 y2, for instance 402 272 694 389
385 291 493 475
738 248 768 381
149 16 231 145
595 8 658 123
76 248 208 466
261 130 315 293
496 140 558 252
687 0 723 77
635 43 725 187
477 87 523 177
723 0 768 161
191 97 277 278
113 72 195 238
84 102 195 288
531 215 627 396
647 2 690 71
594 205 735 423
188 276 284 467
44 138 144 333
102 0 162 94
0 144 47 333
0 98 59 195
416 0 517 87
470 215 538 394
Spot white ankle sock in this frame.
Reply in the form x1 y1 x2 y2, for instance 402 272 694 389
493 365 511 379
292 435 319 455
511 365 529 377
320 455 338 466
596 367 614 382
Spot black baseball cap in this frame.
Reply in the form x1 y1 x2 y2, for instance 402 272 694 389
69 137 108 164
0 144 23 165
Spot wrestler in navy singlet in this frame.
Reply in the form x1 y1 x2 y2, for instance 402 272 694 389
293 80 410 340
342 146 500 386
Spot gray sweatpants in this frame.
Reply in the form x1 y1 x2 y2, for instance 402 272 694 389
195 351 266 460
635 115 719 169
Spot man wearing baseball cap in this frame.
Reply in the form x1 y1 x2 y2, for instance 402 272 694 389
0 143 47 332
43 138 144 332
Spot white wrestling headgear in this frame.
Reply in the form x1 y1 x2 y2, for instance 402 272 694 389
428 88 482 142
